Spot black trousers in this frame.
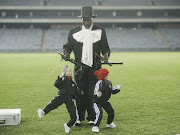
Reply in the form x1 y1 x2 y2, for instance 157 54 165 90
94 101 114 127
76 67 96 122
94 103 103 127
101 101 114 124
43 95 77 127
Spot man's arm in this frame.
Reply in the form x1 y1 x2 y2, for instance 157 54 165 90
63 31 73 58
101 29 110 60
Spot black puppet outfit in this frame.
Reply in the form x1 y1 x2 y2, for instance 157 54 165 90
63 24 110 122
93 79 120 127
43 76 80 127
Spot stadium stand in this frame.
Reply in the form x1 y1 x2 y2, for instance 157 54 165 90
0 0 41 6
0 0 179 52
102 0 180 6
39 27 180 52
158 28 180 50
0 29 42 52
102 0 151 6
0 0 179 27
2 27 179 53
46 28 68 52
157 0 180 6
50 0 94 6
1 0 179 6
106 28 168 51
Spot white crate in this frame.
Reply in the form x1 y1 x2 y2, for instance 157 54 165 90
0 109 21 126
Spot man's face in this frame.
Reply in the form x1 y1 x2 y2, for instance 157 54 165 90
82 18 92 29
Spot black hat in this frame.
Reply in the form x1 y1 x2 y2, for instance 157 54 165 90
78 6 97 18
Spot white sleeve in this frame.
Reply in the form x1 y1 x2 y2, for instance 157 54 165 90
94 80 102 95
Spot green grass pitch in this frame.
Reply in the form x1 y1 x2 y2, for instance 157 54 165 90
0 52 180 135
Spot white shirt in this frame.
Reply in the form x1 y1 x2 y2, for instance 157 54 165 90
72 25 102 67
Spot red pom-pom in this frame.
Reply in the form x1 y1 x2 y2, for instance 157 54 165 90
94 70 99 76
94 68 109 80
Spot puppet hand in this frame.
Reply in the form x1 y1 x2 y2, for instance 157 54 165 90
97 91 102 97
115 85 121 90
103 53 109 61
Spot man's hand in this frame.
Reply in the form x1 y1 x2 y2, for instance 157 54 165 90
64 53 70 59
103 53 109 61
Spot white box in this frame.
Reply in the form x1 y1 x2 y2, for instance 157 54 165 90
0 109 21 126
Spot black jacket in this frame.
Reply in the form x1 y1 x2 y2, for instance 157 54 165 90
54 76 80 96
94 80 120 104
63 25 110 81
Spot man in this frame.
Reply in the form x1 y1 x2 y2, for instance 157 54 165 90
63 6 110 125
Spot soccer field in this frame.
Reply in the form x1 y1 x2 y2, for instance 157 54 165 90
0 52 180 135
